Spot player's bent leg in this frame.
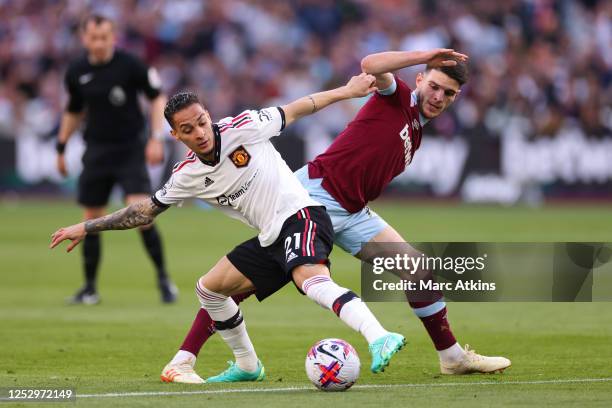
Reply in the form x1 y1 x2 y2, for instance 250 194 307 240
126 194 178 303
199 256 257 296
161 259 261 385
293 264 406 373
358 225 511 374
197 257 264 383
67 206 105 305
161 291 256 385
178 291 255 357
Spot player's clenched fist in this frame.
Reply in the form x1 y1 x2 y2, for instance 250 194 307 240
50 223 87 252
343 72 378 98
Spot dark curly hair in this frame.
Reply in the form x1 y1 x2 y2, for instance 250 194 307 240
164 91 202 128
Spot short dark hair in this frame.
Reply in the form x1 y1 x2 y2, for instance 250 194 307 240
164 91 202 128
81 14 114 31
426 57 469 87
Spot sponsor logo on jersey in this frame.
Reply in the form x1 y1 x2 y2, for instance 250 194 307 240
159 176 175 196
109 86 126 106
399 124 413 168
217 194 230 206
229 145 251 168
257 109 272 122
412 118 420 132
204 177 214 187
79 73 93 84
215 169 259 206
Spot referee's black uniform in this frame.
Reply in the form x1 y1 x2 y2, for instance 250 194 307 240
65 49 159 205
64 49 177 303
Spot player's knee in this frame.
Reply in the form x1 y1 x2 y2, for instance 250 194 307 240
195 278 226 306
202 258 254 296
196 267 235 298
292 263 330 288
194 278 243 328
196 276 215 296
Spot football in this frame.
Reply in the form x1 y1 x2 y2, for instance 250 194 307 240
305 338 360 391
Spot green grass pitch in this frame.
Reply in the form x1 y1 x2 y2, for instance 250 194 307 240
1 201 611 407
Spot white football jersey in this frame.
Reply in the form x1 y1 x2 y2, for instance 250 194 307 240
154 107 320 246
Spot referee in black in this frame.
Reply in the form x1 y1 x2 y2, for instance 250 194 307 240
56 15 177 304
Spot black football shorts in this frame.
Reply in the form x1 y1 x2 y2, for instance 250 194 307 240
78 148 151 207
226 206 334 301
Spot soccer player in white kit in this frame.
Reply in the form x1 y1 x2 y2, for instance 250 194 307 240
50 73 406 383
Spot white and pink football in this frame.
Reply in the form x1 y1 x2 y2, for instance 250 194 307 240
305 338 360 391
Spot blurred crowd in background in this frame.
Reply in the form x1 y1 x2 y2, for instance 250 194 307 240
0 0 610 198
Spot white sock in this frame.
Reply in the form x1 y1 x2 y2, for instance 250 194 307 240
302 275 389 344
219 321 259 372
196 282 259 372
339 299 389 343
438 342 465 363
170 350 196 366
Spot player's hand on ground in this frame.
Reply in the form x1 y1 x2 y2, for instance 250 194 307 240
57 153 68 177
344 73 378 98
50 223 87 252
422 48 469 68
146 138 164 165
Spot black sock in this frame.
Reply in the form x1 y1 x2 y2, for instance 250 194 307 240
82 233 101 292
140 225 168 281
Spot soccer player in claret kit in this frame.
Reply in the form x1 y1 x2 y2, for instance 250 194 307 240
56 15 177 304
50 74 407 383
162 48 511 383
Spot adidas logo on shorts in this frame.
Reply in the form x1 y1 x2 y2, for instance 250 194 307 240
204 177 215 187
286 251 298 263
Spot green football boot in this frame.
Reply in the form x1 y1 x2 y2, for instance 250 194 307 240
369 332 406 373
206 360 265 383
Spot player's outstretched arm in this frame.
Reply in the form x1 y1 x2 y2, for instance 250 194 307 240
361 48 469 90
281 73 377 127
49 198 168 252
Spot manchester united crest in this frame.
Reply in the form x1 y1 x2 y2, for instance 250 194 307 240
229 145 250 168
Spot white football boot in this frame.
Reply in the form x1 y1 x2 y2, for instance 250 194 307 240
161 360 205 384
440 345 511 374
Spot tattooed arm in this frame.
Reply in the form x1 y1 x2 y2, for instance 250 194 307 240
50 198 169 252
84 199 168 232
